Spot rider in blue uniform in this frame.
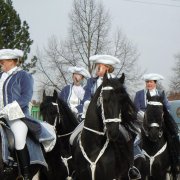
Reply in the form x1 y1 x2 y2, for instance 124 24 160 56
0 49 55 180
58 66 90 120
134 73 170 114
81 55 119 118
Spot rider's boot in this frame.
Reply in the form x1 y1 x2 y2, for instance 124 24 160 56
16 145 31 180
128 166 141 180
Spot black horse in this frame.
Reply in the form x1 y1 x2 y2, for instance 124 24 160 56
39 89 79 180
72 73 139 180
0 120 42 180
135 91 179 180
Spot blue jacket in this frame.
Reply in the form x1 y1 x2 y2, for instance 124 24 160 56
0 68 55 146
82 77 98 103
1 69 33 116
58 84 84 114
134 89 171 112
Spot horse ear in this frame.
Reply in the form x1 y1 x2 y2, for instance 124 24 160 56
53 89 58 99
43 90 46 101
160 90 165 102
146 90 151 101
119 73 125 84
103 72 108 82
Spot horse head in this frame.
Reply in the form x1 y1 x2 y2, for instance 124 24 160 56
100 73 129 141
40 89 59 126
143 90 165 142
40 89 78 136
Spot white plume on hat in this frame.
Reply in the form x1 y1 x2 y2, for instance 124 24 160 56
68 66 91 78
0 49 23 60
142 73 164 81
89 55 120 67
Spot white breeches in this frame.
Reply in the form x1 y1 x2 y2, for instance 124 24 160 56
7 119 28 150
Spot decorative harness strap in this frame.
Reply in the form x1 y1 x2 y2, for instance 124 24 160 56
83 126 105 136
142 142 167 176
80 85 121 180
61 156 73 179
79 134 109 180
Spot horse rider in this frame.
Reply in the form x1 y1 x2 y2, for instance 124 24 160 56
70 54 141 180
58 66 90 121
133 73 179 172
0 49 56 180
81 54 118 119
134 73 170 117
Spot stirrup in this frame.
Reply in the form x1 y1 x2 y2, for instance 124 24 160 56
128 166 141 180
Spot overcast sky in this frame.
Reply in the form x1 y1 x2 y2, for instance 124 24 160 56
12 0 180 94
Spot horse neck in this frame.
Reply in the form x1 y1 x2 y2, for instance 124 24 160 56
57 100 78 133
82 94 106 151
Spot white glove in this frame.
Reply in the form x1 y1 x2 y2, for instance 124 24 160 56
137 110 145 122
71 107 78 114
81 100 90 119
1 101 25 121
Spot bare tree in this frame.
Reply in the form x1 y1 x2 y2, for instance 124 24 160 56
169 53 180 93
35 0 143 97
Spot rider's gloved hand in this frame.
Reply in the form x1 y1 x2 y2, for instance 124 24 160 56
71 107 78 115
81 100 90 119
1 101 25 121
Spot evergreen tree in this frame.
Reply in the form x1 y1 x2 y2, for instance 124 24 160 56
0 0 36 72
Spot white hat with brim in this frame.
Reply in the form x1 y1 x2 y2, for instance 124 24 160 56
0 49 23 60
142 73 164 81
68 66 91 78
89 55 120 67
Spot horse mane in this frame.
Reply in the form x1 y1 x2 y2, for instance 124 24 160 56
163 105 179 175
57 97 79 128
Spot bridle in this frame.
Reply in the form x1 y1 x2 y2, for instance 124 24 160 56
51 102 74 138
142 101 164 138
83 85 122 136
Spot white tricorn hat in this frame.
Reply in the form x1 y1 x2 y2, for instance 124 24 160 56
142 73 164 81
89 55 120 67
0 49 23 60
68 66 91 78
